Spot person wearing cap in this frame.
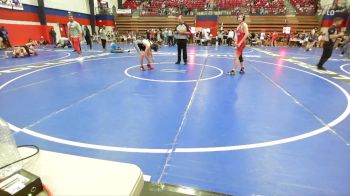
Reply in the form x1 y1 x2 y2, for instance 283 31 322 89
67 12 83 56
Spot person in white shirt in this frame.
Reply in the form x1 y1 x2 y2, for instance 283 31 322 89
163 29 168 45
99 26 107 50
218 31 223 45
168 29 174 46
227 30 234 46
174 15 191 64
260 32 265 46
67 12 82 55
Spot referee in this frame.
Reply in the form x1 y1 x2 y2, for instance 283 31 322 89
316 17 344 70
175 15 191 65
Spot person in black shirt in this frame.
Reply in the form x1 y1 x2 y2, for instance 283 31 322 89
0 26 11 48
146 30 150 40
84 26 92 50
316 17 344 70
175 15 191 65
49 28 57 45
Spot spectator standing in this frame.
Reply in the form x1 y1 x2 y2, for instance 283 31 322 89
227 29 234 46
271 31 278 47
84 26 92 50
168 29 174 46
163 28 168 45
99 25 107 50
0 26 11 48
146 30 150 40
49 27 57 45
67 12 83 56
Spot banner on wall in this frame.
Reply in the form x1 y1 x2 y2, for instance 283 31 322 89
116 9 131 14
283 27 291 34
321 11 349 28
0 0 23 10
195 15 218 36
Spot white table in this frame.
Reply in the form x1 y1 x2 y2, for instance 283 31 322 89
19 148 144 196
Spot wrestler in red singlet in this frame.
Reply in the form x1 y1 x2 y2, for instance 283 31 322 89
227 14 249 75
236 25 247 57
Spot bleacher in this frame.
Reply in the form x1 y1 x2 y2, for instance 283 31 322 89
252 0 286 15
139 0 208 16
289 0 316 15
220 15 319 33
123 0 142 10
167 0 207 10
121 0 298 16
114 15 195 33
117 0 319 35
216 0 250 9
114 15 319 35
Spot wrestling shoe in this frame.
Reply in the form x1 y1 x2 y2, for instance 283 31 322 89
226 70 236 75
147 64 154 70
239 67 245 74
317 66 327 71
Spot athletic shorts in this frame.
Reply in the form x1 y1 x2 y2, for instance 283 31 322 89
137 43 146 52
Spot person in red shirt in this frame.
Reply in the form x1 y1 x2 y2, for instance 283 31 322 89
150 29 155 41
271 31 278 47
227 14 249 75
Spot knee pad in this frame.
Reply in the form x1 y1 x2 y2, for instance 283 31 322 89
239 55 244 62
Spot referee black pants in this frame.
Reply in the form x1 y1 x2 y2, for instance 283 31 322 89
101 39 106 49
177 39 187 63
317 41 334 68
168 36 174 46
85 36 92 49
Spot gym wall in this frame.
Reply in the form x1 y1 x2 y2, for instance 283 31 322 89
0 0 116 45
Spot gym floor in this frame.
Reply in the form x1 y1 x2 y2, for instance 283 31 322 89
1 44 350 195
